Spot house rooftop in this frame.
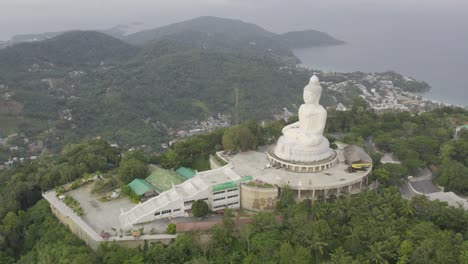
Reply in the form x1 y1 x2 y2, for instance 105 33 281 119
128 179 156 196
146 165 186 193
176 166 197 179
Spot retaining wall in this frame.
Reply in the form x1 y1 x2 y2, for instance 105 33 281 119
240 184 278 211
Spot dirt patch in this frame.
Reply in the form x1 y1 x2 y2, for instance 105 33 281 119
0 100 23 114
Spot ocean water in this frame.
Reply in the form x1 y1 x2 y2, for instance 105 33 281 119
293 26 468 107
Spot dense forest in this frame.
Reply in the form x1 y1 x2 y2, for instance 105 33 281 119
1 104 467 263
1 187 467 264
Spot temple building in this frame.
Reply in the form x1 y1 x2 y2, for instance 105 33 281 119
119 76 372 227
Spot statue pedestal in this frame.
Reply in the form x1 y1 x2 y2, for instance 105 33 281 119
267 146 338 173
274 134 334 163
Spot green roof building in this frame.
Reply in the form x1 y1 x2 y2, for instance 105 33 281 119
176 166 196 180
146 165 186 193
128 179 157 197
212 176 253 192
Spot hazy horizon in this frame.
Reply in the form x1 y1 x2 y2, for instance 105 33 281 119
2 0 468 41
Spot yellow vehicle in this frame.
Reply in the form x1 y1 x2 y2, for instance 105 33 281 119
348 162 372 172
351 162 372 170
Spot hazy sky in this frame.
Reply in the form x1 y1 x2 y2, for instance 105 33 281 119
1 0 467 40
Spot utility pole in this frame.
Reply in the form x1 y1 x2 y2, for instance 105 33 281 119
235 87 239 125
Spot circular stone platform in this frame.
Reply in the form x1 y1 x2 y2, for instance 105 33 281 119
267 145 338 173
223 145 371 201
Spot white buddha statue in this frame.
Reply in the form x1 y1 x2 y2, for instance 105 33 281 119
273 75 334 163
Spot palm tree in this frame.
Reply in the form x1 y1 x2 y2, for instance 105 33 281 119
329 247 353 264
367 242 396 264
399 201 414 217
367 243 388 264
307 233 328 264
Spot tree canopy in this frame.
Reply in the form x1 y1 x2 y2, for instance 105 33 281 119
192 200 209 218
222 125 257 151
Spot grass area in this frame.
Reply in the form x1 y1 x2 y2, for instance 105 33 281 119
63 195 84 216
244 181 274 188
147 164 186 192
212 154 228 166
192 156 210 171
91 177 119 194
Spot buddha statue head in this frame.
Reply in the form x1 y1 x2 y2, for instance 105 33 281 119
303 75 322 105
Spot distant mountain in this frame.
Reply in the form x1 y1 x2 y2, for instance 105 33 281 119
277 30 345 49
0 23 148 50
125 16 298 63
125 16 276 45
0 31 138 74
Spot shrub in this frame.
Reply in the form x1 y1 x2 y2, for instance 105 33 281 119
166 223 176 234
121 184 140 203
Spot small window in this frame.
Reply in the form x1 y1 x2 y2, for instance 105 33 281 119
214 197 225 201
227 188 238 192
227 194 238 199
155 212 161 216
173 208 181 212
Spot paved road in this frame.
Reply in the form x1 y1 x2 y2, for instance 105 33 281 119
410 168 438 194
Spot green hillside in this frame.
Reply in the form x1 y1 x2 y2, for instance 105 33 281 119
0 32 311 152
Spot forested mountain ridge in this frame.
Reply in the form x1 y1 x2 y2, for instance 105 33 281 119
125 16 277 44
0 31 138 75
123 16 344 63
0 30 314 155
124 16 298 63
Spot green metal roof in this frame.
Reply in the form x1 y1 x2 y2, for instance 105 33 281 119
212 176 253 192
128 179 156 196
146 165 186 193
176 166 196 179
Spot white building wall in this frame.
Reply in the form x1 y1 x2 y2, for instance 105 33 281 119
211 187 240 210
134 199 184 223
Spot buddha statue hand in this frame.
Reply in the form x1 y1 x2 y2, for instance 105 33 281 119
282 121 299 134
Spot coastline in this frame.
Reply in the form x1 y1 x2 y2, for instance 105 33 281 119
295 63 466 110
292 45 468 108
292 64 465 112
